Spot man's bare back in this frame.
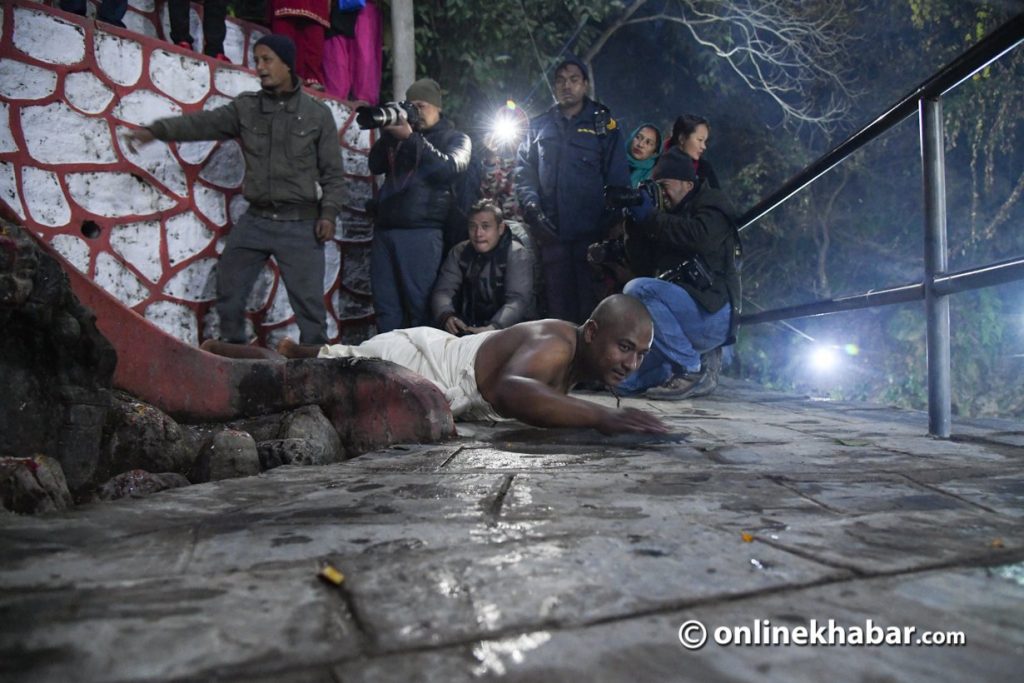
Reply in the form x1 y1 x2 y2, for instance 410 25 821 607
475 319 578 397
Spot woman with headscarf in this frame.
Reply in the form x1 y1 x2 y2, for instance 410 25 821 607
587 123 661 299
626 123 661 188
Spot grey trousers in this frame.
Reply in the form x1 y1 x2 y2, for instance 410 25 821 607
216 212 327 344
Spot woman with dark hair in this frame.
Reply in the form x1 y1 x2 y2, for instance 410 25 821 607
626 123 661 188
590 123 662 298
669 114 720 189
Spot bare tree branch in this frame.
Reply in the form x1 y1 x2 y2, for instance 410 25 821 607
981 167 1024 240
582 0 860 133
813 170 849 298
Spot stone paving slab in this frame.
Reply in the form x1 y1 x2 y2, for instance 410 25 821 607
336 525 849 652
1 564 362 682
1 378 1022 682
327 567 1023 683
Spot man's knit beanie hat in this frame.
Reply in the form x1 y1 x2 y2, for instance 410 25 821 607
254 34 297 75
652 148 698 183
555 56 589 81
406 78 443 109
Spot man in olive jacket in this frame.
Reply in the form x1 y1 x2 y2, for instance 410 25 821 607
620 148 741 399
125 35 344 345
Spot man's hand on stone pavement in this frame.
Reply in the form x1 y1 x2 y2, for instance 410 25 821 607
597 406 669 435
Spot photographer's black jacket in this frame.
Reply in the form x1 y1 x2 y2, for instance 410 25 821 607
624 182 742 340
369 117 472 230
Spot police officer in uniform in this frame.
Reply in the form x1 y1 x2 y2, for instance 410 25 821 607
515 57 630 323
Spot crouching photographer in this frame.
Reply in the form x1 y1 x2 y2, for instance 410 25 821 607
615 148 742 400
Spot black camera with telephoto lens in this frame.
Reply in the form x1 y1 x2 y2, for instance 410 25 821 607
356 100 421 129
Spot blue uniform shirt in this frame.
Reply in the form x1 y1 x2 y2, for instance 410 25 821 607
515 97 630 242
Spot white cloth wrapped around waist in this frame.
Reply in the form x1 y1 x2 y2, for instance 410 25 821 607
318 327 500 421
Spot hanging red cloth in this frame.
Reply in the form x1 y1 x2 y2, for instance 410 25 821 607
270 1 330 85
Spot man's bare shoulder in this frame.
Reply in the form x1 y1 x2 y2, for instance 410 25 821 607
476 319 577 387
487 318 576 354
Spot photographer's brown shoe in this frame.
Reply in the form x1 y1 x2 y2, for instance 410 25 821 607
645 373 702 400
685 347 722 399
645 347 723 401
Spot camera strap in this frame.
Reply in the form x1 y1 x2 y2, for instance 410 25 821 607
383 132 421 195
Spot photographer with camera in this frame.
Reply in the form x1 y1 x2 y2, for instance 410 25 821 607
365 78 472 333
615 147 741 400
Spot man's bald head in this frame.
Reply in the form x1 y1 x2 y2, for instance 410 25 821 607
579 294 654 387
589 294 653 333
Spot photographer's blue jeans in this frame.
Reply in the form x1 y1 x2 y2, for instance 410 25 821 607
617 277 731 394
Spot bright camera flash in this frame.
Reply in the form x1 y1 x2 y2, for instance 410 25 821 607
809 345 840 372
491 115 519 144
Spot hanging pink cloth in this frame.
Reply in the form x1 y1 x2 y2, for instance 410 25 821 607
322 0 382 104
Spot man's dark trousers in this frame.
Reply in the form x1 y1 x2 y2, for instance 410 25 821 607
540 239 600 323
59 0 127 26
370 227 444 333
168 0 229 57
217 212 327 344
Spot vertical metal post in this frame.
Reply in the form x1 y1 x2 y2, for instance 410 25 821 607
391 0 416 102
920 98 951 438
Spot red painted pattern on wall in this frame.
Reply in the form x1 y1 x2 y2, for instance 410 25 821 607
0 0 379 348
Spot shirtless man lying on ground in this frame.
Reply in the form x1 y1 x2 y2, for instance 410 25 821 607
202 294 667 435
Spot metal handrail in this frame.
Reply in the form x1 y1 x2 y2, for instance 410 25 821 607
736 13 1024 232
733 13 1024 437
738 255 1024 326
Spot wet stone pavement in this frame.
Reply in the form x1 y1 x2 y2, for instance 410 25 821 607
1 378 1022 682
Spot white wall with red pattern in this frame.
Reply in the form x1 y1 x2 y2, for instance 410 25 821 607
0 0 378 347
